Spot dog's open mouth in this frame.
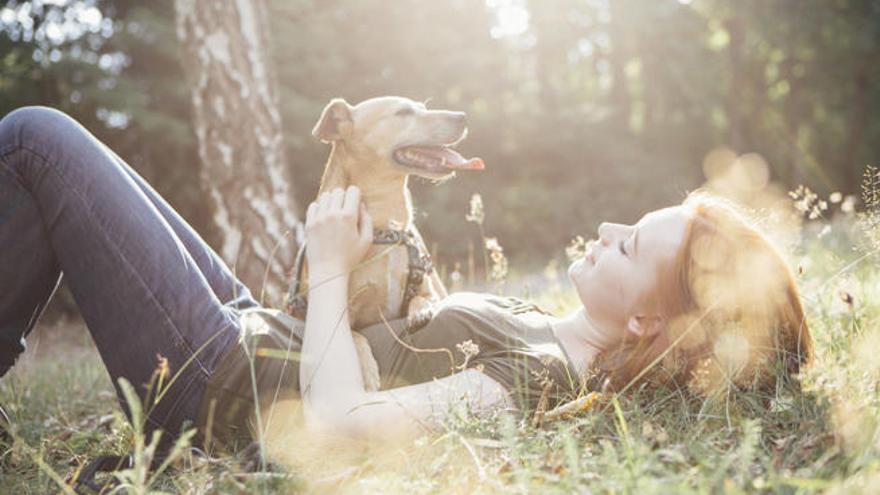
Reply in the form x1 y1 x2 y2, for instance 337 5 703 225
392 145 484 174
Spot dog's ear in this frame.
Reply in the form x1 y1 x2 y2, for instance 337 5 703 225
313 98 353 143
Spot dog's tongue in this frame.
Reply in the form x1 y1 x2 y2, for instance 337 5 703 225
438 147 485 170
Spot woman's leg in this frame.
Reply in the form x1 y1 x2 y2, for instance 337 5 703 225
0 106 242 447
105 145 259 311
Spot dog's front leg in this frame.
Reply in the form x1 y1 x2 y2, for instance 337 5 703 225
352 331 381 392
406 294 432 316
405 270 442 332
408 229 448 300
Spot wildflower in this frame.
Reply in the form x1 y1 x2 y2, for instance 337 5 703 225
485 237 508 282
789 185 827 220
485 237 501 252
456 339 480 369
857 166 880 249
862 165 879 211
830 192 843 203
465 193 484 224
456 339 480 359
841 195 856 214
489 252 508 282
565 235 588 262
450 262 463 291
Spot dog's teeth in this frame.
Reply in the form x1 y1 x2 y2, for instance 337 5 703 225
440 157 447 167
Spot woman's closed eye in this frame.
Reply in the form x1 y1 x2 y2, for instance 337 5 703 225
618 239 628 256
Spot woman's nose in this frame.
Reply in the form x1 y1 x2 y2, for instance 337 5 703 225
598 222 627 245
598 222 611 245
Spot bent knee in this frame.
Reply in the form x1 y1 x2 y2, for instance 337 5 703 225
0 106 80 149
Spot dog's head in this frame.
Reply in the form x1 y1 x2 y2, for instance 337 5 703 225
313 96 484 182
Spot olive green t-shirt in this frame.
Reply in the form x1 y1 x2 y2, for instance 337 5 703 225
198 292 580 449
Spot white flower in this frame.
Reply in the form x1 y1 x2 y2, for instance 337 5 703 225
465 193 485 224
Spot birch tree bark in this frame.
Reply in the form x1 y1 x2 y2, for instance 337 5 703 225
174 0 300 305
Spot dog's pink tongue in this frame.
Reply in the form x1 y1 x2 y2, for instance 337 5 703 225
441 148 485 170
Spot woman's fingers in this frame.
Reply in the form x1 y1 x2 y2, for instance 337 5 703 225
304 188 372 275
343 186 361 216
308 186 362 229
330 187 345 212
316 191 331 216
358 203 373 246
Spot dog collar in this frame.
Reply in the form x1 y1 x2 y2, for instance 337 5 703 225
284 227 434 320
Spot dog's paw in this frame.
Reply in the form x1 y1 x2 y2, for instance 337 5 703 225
407 295 432 315
405 307 434 333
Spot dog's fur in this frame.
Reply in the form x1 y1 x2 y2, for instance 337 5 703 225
293 96 482 391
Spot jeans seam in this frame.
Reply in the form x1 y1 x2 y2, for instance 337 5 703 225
13 143 212 377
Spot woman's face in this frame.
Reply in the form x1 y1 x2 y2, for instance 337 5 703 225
568 206 690 336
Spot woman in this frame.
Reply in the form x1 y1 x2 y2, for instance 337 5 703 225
0 107 812 462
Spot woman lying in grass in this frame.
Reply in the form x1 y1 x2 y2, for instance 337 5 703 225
0 107 812 468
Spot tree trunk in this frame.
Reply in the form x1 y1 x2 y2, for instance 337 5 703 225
174 0 300 306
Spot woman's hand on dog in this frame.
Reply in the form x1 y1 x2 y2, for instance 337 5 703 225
305 186 374 278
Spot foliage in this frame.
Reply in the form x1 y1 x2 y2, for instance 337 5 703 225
3 0 880 268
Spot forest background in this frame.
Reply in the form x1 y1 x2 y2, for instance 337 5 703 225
2 0 878 306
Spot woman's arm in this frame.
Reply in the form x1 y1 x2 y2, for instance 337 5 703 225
298 186 511 439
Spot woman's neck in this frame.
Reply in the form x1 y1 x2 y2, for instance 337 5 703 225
550 307 619 378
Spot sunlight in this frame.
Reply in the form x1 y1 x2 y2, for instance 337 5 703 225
0 0 105 45
486 0 530 38
2 0 878 492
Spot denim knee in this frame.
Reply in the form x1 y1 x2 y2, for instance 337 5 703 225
0 106 79 151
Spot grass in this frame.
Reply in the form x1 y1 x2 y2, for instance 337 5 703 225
3 209 880 494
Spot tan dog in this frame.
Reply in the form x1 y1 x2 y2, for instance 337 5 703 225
289 96 484 391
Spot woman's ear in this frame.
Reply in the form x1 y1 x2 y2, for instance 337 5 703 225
626 314 665 338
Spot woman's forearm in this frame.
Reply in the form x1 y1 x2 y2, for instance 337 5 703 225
294 187 511 440
299 268 367 428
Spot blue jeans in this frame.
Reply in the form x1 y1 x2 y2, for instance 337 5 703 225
0 106 255 449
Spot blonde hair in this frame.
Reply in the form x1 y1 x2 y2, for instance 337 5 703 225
588 192 813 396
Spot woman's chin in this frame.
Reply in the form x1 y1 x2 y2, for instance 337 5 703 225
568 260 588 295
568 257 587 280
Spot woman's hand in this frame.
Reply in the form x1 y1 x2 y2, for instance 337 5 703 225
305 186 373 279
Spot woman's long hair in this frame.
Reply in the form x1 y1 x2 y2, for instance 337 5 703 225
588 192 813 396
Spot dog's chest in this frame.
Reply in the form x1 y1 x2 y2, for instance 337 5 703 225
348 243 410 329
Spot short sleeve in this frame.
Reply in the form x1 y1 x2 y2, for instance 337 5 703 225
473 351 576 413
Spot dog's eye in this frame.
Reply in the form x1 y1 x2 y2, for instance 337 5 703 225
395 107 415 117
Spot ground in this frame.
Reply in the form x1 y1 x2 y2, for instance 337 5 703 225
2 219 880 494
